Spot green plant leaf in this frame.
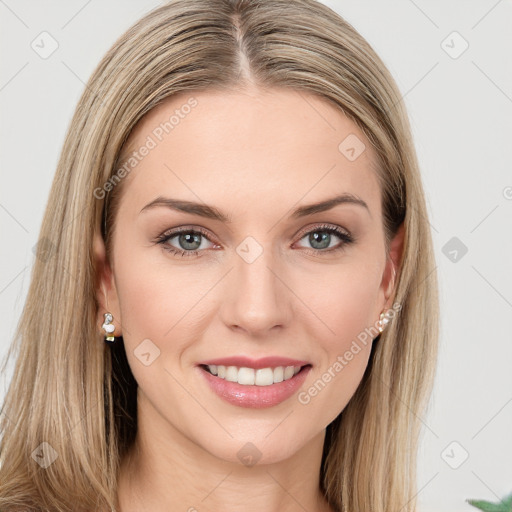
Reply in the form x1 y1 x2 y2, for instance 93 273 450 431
467 491 512 512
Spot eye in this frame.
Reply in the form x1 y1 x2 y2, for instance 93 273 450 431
154 223 354 258
294 223 354 254
155 226 217 257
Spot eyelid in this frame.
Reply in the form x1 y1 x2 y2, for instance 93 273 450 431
156 225 218 245
294 222 351 240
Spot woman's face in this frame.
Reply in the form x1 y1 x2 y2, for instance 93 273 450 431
96 87 402 465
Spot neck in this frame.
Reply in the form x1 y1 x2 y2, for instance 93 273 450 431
116 393 334 512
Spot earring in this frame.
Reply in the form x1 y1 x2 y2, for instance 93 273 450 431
377 310 391 333
102 312 117 344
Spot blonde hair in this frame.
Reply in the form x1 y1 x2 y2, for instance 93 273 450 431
0 0 439 510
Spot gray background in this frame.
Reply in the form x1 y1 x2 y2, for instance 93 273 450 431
1 1 511 510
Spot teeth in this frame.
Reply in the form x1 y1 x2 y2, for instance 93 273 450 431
225 366 238 382
255 368 273 386
206 365 303 386
273 366 284 383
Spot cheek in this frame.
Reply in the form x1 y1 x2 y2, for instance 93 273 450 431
332 269 381 342
114 249 215 342
112 249 218 403
293 256 383 346
291 259 381 416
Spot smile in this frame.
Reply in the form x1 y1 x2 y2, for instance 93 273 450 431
197 363 312 408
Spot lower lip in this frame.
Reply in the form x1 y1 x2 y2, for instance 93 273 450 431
197 365 312 409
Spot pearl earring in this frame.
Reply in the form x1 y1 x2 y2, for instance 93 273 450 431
102 312 117 344
377 310 391 333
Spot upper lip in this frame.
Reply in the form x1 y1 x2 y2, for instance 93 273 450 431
197 356 311 369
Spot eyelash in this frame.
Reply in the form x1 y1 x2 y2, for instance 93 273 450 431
154 223 354 258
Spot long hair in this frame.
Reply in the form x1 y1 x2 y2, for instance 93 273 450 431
0 1 439 510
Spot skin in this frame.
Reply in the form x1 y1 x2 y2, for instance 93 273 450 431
93 86 404 512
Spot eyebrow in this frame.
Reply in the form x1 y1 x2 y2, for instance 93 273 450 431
139 193 370 222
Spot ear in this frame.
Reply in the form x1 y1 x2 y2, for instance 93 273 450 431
93 231 122 337
381 222 405 309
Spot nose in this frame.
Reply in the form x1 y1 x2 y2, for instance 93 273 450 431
219 242 291 337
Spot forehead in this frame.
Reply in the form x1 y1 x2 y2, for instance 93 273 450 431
116 87 381 219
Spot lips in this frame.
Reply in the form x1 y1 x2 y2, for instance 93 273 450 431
195 355 312 408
